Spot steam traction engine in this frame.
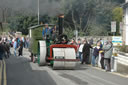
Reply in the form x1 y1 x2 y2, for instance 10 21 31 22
35 15 79 69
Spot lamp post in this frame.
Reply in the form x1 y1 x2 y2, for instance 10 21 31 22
38 0 40 25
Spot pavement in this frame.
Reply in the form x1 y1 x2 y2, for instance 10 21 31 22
3 48 128 85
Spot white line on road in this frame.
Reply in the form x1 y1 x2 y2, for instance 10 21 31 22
3 60 7 85
0 60 3 85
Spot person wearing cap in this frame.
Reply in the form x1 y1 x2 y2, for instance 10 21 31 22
42 24 51 39
0 37 5 60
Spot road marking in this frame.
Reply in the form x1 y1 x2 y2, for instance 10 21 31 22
3 60 7 85
0 60 3 85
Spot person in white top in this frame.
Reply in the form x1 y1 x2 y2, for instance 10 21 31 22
78 41 84 61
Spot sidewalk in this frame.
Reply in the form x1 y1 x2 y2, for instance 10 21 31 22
94 52 128 78
116 53 128 75
10 48 31 60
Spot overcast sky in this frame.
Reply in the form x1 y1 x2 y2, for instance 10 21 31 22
0 0 65 16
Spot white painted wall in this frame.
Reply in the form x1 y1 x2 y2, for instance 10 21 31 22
125 8 128 45
29 29 32 38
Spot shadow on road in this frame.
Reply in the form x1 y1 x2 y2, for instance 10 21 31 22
60 73 88 85
75 64 90 70
5 54 57 85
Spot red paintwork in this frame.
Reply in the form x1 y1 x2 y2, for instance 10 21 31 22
54 59 80 61
48 44 77 60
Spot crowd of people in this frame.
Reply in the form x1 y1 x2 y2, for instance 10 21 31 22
0 25 113 72
0 35 30 60
71 38 113 72
42 24 113 72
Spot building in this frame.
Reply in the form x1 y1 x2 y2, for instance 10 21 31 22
122 0 128 45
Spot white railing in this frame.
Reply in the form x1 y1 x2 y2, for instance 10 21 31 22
117 54 128 66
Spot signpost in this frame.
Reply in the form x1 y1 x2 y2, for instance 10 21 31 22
74 30 78 42
119 22 123 35
38 0 40 25
111 21 116 36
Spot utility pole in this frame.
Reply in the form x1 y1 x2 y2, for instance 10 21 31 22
38 0 40 25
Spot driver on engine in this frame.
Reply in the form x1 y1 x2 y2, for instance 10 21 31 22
42 24 51 39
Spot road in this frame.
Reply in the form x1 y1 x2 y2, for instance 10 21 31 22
4 48 128 85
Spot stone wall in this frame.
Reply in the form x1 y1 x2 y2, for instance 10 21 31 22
77 36 112 44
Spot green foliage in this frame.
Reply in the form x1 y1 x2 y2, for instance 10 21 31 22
113 0 125 3
2 23 10 32
118 45 128 53
64 28 74 39
64 0 117 36
112 7 123 35
8 16 38 35
112 7 123 22
6 0 124 36
40 15 57 24
79 30 85 37
87 25 108 36
8 15 57 35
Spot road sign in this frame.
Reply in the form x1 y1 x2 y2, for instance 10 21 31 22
112 36 122 46
119 22 123 34
111 21 116 33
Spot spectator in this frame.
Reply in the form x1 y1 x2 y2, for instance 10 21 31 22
99 50 105 69
3 42 10 58
13 38 17 56
78 41 84 61
77 39 81 49
0 37 5 60
42 24 51 39
18 39 24 56
92 43 102 66
82 40 92 64
89 38 93 46
26 37 30 48
51 25 57 40
103 40 113 71
21 37 25 48
97 38 103 49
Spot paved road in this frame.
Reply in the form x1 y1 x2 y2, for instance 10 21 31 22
5 48 128 85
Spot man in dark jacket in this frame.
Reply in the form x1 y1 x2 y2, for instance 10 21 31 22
0 37 5 60
18 40 24 56
3 42 10 58
82 40 92 64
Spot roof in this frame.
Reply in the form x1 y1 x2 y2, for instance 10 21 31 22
28 24 55 29
121 2 128 9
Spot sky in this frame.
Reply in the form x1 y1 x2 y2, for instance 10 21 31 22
0 0 65 16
